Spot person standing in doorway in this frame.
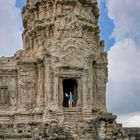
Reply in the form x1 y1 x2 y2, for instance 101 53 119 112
69 92 73 108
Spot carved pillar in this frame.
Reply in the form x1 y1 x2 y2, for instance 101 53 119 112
82 70 88 109
44 59 49 108
88 59 94 108
88 57 97 109
76 78 82 107
92 63 97 108
0 87 4 105
58 78 63 107
17 71 26 110
53 67 60 108
53 76 59 108
9 74 18 110
35 62 44 111
95 63 107 111
44 57 54 108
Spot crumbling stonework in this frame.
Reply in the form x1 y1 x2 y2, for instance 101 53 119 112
124 128 140 140
0 0 129 139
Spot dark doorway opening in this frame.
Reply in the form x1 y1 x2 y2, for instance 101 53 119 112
63 79 78 107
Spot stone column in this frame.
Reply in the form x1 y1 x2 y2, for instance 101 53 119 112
88 59 94 108
92 64 97 108
82 70 88 109
44 57 54 108
53 74 59 109
0 88 4 104
8 74 18 111
58 78 63 107
95 63 107 111
76 78 82 107
17 69 27 110
44 60 49 108
35 62 44 112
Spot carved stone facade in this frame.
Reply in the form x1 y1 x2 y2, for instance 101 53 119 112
0 0 130 139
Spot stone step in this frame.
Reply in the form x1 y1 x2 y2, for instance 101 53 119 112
64 113 83 116
64 114 82 117
64 116 83 120
64 111 82 114
64 113 83 115
64 118 83 122
63 107 83 122
64 114 83 122
63 107 82 112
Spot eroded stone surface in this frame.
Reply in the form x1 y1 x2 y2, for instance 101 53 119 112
0 0 129 139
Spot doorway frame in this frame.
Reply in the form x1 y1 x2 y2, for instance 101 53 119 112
58 75 82 108
63 78 78 107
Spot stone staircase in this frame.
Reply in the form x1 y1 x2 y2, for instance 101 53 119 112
62 107 97 140
63 107 83 122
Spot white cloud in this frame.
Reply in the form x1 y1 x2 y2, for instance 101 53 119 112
117 112 140 127
106 0 140 41
106 0 140 127
0 0 23 57
107 39 140 114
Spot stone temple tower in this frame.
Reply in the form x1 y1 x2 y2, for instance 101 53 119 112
0 0 129 139
22 0 107 113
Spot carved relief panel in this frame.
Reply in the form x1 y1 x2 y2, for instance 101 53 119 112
0 72 17 109
17 64 37 110
95 64 107 110
0 86 9 106
61 46 82 67
60 39 97 68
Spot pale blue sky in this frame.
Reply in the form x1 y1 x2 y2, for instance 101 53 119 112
98 0 115 51
16 0 26 9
